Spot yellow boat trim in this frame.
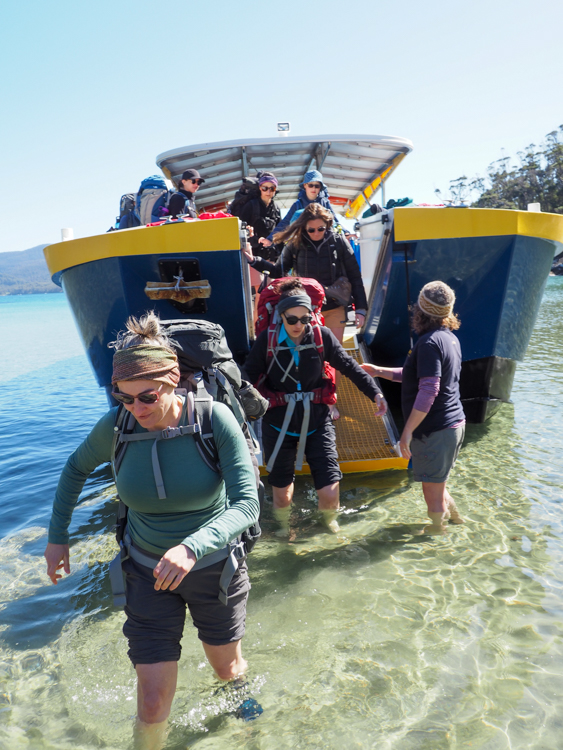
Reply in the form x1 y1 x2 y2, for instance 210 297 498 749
394 207 563 244
44 217 242 277
260 456 408 477
345 153 408 219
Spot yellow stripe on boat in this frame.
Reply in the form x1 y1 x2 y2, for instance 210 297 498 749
260 332 408 476
394 207 563 244
345 153 408 219
44 218 242 278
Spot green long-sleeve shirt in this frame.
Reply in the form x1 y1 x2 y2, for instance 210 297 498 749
48 401 259 560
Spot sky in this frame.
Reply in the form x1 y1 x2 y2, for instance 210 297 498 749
1 0 562 253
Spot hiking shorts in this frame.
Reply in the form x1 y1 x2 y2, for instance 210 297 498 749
411 424 465 483
262 419 342 490
122 555 250 665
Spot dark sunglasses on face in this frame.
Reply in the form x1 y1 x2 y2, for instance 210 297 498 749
306 226 326 234
283 314 312 325
260 185 276 192
190 179 204 185
112 389 160 405
306 184 321 189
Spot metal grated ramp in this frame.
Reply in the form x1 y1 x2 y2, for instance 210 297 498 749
259 331 408 476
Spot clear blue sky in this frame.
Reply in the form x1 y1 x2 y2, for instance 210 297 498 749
1 0 562 253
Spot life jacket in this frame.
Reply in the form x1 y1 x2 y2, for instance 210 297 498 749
254 276 337 410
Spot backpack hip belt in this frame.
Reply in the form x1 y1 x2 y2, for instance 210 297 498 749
265 391 316 473
109 528 247 608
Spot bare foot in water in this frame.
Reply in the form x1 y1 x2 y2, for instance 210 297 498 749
328 404 340 420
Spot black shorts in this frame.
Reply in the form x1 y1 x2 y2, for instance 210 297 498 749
262 419 343 490
122 555 250 666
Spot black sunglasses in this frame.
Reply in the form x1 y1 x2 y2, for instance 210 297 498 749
112 389 160 405
306 226 326 234
260 185 276 192
283 314 312 325
190 178 204 185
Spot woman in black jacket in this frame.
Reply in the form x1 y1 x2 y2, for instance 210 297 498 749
244 203 368 418
239 173 282 262
168 168 205 219
243 279 387 536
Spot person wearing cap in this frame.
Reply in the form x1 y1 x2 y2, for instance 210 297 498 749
239 172 282 262
362 281 466 531
259 169 343 249
243 278 387 537
43 311 260 746
168 168 205 219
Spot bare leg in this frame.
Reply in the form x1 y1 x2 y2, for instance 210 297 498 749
317 482 340 532
272 484 294 537
133 662 177 750
445 488 465 523
202 640 247 681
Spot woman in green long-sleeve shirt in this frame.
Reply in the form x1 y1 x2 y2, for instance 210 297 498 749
44 313 259 748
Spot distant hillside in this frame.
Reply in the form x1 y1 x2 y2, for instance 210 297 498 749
0 245 61 295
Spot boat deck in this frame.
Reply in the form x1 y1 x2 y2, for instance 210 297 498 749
260 330 407 476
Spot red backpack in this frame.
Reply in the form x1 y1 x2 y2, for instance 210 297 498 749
254 277 337 407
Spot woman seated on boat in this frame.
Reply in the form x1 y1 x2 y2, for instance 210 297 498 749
168 168 205 219
362 281 466 532
243 278 387 536
258 170 343 248
239 172 282 262
44 312 259 748
244 203 368 417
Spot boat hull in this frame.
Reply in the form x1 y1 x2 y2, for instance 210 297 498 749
360 208 562 423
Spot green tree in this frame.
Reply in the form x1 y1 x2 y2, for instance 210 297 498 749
441 126 563 214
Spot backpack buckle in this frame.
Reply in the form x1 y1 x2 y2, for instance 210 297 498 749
161 426 181 439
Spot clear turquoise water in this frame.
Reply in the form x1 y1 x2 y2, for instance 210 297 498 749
0 281 562 749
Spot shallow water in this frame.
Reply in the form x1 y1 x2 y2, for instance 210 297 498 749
0 281 562 749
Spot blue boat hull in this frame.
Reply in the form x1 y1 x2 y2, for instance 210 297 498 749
362 227 556 422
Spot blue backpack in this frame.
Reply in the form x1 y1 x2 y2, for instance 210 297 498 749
135 175 170 224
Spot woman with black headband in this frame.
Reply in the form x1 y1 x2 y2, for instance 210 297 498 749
362 281 466 532
44 312 259 748
243 279 387 536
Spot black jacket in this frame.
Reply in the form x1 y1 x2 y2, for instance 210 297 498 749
239 198 281 261
242 326 381 433
251 230 367 312
168 189 197 219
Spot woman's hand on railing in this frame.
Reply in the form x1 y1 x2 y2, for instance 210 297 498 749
242 243 255 263
374 393 387 416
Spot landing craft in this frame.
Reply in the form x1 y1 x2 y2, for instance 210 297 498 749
43 135 563 473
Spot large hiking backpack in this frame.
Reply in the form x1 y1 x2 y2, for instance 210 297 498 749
116 193 140 230
254 277 337 409
229 171 277 219
136 175 170 225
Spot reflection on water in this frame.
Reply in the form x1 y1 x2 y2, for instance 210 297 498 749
0 281 562 749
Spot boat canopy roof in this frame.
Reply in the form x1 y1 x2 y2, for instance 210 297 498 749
156 134 413 219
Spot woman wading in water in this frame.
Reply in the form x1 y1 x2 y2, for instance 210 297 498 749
44 313 260 749
363 281 466 531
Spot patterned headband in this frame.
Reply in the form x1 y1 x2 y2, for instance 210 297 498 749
111 344 180 386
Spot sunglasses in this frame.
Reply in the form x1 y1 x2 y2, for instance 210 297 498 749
111 389 160 405
306 226 326 234
306 184 321 189
283 314 312 325
190 178 204 185
260 185 276 192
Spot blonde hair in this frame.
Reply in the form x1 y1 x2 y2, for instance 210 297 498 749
109 311 174 352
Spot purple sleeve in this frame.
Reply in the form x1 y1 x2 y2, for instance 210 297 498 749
392 368 403 383
413 376 440 413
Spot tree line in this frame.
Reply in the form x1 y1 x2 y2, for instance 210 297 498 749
437 125 563 214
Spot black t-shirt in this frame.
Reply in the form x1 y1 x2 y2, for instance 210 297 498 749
401 327 465 439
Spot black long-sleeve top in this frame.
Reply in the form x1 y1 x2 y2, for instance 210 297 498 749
243 326 381 433
249 230 368 312
168 189 198 219
239 198 281 260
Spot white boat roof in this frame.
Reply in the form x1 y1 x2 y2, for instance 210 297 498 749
156 134 413 218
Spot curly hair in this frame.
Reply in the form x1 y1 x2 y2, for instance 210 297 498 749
411 305 461 335
273 203 333 246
